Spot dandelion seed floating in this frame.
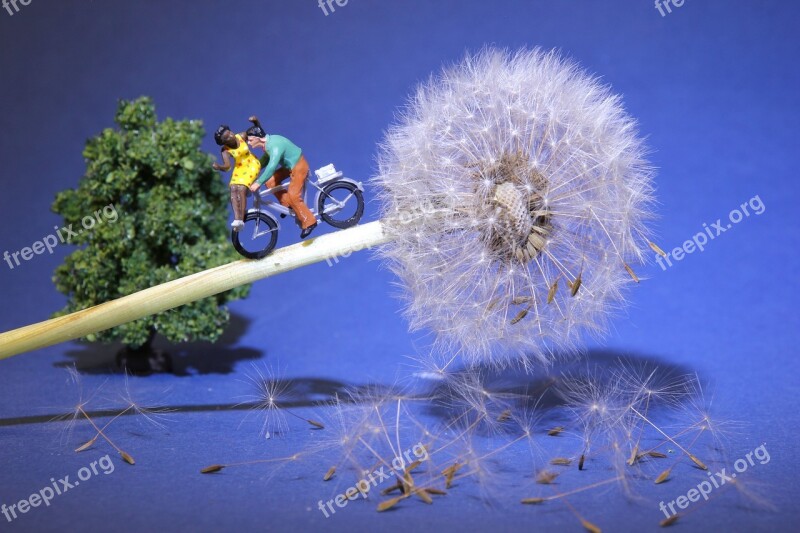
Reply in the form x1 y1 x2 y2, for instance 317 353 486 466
375 48 655 367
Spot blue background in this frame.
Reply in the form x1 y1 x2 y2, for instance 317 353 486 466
0 0 798 531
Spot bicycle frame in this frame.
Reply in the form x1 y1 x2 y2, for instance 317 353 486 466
244 173 363 238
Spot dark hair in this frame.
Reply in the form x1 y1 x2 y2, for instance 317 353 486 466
214 124 231 146
246 117 266 139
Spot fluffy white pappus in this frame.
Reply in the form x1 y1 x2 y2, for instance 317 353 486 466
373 48 656 368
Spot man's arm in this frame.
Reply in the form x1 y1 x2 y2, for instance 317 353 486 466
256 145 284 185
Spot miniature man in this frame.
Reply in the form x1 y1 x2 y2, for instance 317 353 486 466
245 117 318 239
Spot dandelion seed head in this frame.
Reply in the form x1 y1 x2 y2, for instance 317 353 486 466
374 48 655 366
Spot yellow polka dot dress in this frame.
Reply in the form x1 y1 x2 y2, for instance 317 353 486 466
227 134 261 186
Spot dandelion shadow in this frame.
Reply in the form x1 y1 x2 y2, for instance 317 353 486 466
420 348 699 427
54 312 263 376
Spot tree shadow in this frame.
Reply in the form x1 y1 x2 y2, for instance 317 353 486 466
53 312 263 376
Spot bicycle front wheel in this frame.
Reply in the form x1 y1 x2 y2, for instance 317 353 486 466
318 181 364 229
231 211 279 259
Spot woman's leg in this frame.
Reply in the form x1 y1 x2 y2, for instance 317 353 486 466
230 184 248 231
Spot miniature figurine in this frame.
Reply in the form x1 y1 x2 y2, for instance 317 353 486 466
244 117 318 238
212 125 261 232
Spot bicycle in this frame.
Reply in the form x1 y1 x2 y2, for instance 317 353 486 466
231 163 365 259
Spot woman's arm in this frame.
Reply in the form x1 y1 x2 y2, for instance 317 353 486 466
212 149 233 171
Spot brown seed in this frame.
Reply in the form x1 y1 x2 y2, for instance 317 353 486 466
528 232 546 250
402 470 414 495
323 466 336 481
581 519 602 533
511 296 532 305
569 273 582 297
510 307 530 325
547 278 559 304
307 419 325 429
521 497 546 505
547 426 564 436
627 446 639 466
442 463 463 489
654 469 671 484
647 451 668 459
497 409 512 422
201 464 225 474
578 454 586 470
75 437 97 452
660 514 680 527
377 496 405 512
624 263 640 283
425 488 447 496
649 241 668 258
381 481 403 495
689 454 708 470
536 470 559 484
415 489 433 504
550 458 572 466
405 460 422 473
120 451 135 465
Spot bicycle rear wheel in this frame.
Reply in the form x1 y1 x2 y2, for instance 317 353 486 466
231 211 279 259
318 181 364 229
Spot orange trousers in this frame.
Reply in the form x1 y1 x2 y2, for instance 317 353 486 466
265 155 316 229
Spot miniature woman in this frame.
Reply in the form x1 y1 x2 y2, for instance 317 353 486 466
212 125 261 232
244 116 318 239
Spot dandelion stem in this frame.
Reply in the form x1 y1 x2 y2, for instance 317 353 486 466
0 221 390 359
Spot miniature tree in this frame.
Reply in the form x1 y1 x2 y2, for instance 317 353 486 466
51 97 250 372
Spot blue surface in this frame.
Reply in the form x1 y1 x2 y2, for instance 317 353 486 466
0 1 798 531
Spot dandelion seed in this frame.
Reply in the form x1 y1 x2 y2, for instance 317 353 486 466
624 263 639 283
647 451 667 459
536 470 559 484
569 272 582 297
120 451 135 465
581 519 602 533
578 454 586 470
74 437 97 452
323 466 336 481
307 419 325 429
78 406 134 466
547 278 559 304
425 488 447 496
654 469 671 484
521 497 546 505
510 306 531 325
627 446 639 466
415 489 433 504
442 463 463 489
377 496 406 512
660 514 679 527
550 458 572 466
382 481 403 495
497 409 512 422
547 426 565 436
649 241 667 258
201 465 225 474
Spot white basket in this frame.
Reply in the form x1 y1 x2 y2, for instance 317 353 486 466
315 163 342 183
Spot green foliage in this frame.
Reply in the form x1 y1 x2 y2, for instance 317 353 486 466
51 97 250 348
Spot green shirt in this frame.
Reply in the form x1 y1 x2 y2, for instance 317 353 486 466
256 135 303 185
